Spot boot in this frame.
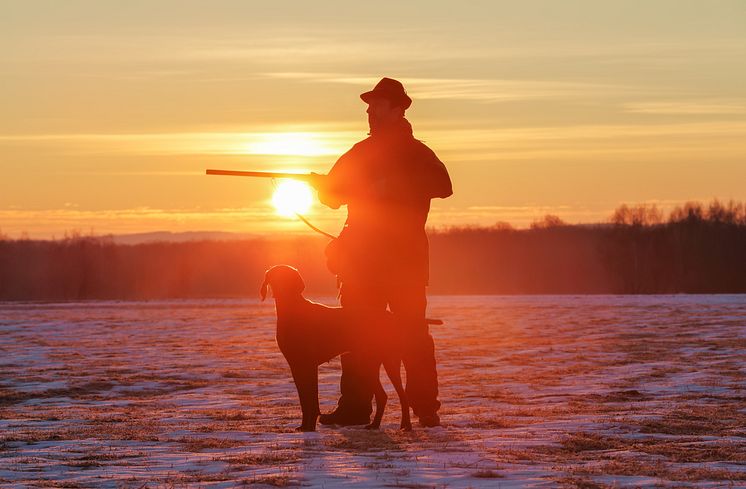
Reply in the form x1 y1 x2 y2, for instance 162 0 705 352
319 408 371 426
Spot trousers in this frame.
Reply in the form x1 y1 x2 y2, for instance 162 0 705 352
335 276 441 418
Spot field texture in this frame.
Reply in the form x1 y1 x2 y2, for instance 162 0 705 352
1 296 744 488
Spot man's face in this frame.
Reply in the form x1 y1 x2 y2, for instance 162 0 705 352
367 98 403 132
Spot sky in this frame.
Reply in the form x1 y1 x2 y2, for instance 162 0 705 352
1 0 745 238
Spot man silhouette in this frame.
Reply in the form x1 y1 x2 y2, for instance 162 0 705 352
316 77 452 427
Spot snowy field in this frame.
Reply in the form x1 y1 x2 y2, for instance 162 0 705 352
1 295 744 488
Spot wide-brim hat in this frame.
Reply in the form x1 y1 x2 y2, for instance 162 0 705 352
360 77 412 110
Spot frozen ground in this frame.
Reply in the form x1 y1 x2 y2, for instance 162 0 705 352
0 295 744 488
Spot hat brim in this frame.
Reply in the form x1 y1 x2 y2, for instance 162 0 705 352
360 90 412 110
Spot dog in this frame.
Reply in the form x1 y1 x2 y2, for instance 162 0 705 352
260 264 412 432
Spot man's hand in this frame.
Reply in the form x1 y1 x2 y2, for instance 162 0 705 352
308 172 327 190
312 172 343 209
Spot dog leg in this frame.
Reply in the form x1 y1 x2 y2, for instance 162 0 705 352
383 357 412 431
289 363 320 432
365 377 387 430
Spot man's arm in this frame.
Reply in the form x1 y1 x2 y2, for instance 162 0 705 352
419 146 453 199
316 147 357 209
430 159 453 199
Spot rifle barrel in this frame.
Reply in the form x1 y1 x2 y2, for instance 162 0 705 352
205 169 318 181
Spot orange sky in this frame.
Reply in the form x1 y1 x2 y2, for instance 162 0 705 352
2 1 745 238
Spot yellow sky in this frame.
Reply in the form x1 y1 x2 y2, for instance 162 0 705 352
2 0 745 238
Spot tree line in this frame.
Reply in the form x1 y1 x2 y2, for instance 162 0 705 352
1 200 744 300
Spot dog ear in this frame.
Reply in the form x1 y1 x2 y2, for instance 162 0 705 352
260 275 269 301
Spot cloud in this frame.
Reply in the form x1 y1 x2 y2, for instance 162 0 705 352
406 78 628 103
423 204 612 229
0 195 730 240
623 101 746 115
0 206 308 239
262 72 629 103
8 30 490 67
0 202 607 239
407 121 746 163
426 198 721 229
2 119 745 166
0 129 360 156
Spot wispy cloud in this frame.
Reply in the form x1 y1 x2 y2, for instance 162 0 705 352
263 72 630 103
407 77 637 103
423 120 746 159
427 198 721 229
6 30 492 67
0 129 360 156
428 204 604 226
0 203 607 239
0 195 729 240
3 119 745 163
0 206 306 239
623 101 746 115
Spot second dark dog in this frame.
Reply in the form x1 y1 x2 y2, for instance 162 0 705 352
261 264 412 432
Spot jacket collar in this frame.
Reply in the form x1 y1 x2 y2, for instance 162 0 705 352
369 117 413 140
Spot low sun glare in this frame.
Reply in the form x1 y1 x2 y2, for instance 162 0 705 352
248 132 331 156
272 180 314 216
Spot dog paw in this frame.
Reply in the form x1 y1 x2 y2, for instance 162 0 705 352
400 422 413 432
296 425 316 432
364 423 380 430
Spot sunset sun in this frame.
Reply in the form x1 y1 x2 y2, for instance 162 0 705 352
271 180 313 216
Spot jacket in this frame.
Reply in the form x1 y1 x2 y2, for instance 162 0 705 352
318 118 452 284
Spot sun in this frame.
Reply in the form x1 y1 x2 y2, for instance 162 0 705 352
272 180 314 216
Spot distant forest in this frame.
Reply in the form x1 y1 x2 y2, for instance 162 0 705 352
1 200 745 300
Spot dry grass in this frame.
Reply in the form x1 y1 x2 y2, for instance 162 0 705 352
201 409 253 421
219 451 300 466
635 406 745 436
383 483 440 489
0 382 116 407
586 389 652 403
570 459 746 482
241 474 304 487
324 431 403 452
551 476 618 489
544 429 746 470
464 416 513 429
221 369 251 378
174 436 247 452
156 471 237 485
559 432 624 453
471 469 503 478
25 482 90 488
637 440 746 463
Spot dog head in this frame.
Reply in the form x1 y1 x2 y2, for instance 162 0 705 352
260 265 306 301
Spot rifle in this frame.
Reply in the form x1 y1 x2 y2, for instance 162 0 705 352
205 169 323 185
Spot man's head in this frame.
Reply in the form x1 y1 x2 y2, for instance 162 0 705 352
360 77 411 133
366 98 404 133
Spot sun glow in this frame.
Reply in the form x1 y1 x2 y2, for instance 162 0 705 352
248 132 332 156
272 180 314 216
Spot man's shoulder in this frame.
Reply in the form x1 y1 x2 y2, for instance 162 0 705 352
333 137 372 167
411 138 437 154
341 136 375 156
407 138 444 166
